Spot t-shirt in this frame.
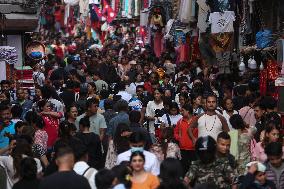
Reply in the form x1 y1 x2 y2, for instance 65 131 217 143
0 122 15 148
197 114 223 140
12 179 40 189
160 114 183 127
131 173 160 189
94 80 109 93
75 113 107 135
145 101 164 134
39 171 91 189
209 11 235 33
117 150 160 176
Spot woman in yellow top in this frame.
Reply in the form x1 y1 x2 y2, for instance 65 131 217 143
130 151 160 189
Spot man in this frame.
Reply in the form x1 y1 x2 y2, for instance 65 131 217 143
59 80 77 109
264 142 284 189
216 132 237 169
76 116 102 169
93 71 109 93
108 99 130 137
116 132 160 175
39 147 91 189
75 98 107 141
184 136 237 189
73 143 97 189
129 110 152 150
188 94 229 141
0 103 15 149
253 102 266 142
11 89 33 120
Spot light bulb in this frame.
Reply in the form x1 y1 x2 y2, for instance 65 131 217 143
250 56 257 69
259 62 264 70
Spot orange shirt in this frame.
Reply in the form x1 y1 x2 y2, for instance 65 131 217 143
174 117 198 150
131 173 160 189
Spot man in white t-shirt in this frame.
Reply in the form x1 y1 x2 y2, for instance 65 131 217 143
116 132 160 175
188 94 229 141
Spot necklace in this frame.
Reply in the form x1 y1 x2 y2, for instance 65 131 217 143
204 114 217 132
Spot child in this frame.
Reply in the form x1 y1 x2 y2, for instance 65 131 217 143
240 161 276 189
216 132 237 169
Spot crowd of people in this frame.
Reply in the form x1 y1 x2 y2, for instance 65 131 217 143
0 20 283 189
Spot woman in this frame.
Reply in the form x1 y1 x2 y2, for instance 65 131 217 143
229 114 256 174
12 157 40 189
33 87 42 103
252 121 283 163
222 97 238 130
160 102 182 128
66 104 78 125
178 92 189 109
37 100 62 149
105 123 131 169
130 151 160 189
0 138 42 189
87 82 97 99
144 72 159 95
191 93 204 116
174 83 190 105
157 158 187 189
150 127 181 163
112 164 132 189
146 89 164 141
128 73 145 95
174 104 197 176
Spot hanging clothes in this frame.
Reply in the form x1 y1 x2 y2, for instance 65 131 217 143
79 0 89 17
208 11 235 34
154 32 163 58
197 0 210 33
178 0 193 23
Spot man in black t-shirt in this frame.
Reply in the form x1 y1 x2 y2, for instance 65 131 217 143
39 147 91 189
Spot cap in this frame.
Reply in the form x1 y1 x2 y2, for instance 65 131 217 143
246 161 266 173
129 60 137 65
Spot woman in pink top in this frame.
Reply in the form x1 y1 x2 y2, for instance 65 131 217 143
252 121 283 162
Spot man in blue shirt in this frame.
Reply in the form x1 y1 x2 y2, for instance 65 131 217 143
0 103 15 148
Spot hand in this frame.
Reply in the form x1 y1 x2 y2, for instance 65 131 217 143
248 163 258 174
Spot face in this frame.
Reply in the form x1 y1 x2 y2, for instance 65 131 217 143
193 96 202 106
181 86 188 93
164 90 171 98
255 172 266 185
23 90 29 99
43 103 51 112
88 103 98 114
1 84 9 91
225 99 233 111
88 84 95 93
35 88 42 97
254 106 265 120
0 109 11 126
206 96 217 111
130 155 145 172
136 74 142 82
0 93 7 102
154 90 162 101
170 108 178 115
16 89 25 101
266 128 280 142
267 155 283 168
136 87 144 97
68 107 78 119
143 66 149 74
179 96 186 106
150 74 157 83
181 108 190 118
217 138 231 155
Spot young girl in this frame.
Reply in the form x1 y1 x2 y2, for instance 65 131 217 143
252 121 283 163
130 151 160 189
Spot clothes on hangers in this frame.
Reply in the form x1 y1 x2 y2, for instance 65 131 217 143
209 11 235 33
197 0 210 33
